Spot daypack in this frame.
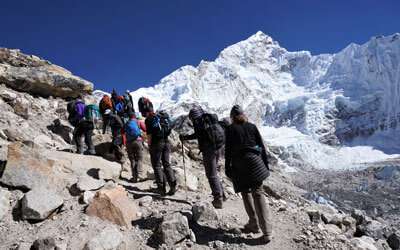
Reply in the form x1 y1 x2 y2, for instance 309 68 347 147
200 113 225 150
151 110 171 139
138 97 153 117
99 95 113 114
67 100 85 126
84 104 101 123
115 101 125 114
125 119 141 142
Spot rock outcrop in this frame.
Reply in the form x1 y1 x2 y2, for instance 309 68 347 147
0 48 93 98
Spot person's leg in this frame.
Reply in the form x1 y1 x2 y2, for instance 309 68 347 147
241 191 260 233
126 141 137 182
160 141 177 195
74 125 84 154
203 150 224 201
134 141 144 180
252 185 272 238
150 142 166 194
84 127 95 155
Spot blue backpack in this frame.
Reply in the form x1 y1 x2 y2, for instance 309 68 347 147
125 120 141 142
115 102 124 114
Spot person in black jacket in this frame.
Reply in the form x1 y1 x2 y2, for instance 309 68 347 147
179 105 225 209
225 105 272 244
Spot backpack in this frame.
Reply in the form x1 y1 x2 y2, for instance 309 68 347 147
151 110 171 139
115 101 124 114
125 119 141 142
138 97 153 117
84 104 101 123
200 113 225 150
99 95 113 114
67 100 85 126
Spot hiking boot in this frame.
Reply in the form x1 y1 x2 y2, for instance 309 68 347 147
156 185 167 196
212 197 223 209
242 223 261 234
167 181 178 196
258 235 272 244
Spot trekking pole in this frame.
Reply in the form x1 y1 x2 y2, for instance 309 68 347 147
181 142 188 201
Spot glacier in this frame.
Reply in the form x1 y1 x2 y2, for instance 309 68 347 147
96 31 400 170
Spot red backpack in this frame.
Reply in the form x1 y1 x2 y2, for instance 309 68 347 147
99 95 113 114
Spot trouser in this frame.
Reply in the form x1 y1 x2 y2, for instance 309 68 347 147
202 148 224 199
241 185 272 236
150 140 176 188
126 140 144 180
74 121 95 154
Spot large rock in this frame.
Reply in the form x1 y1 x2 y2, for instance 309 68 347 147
83 225 124 250
351 236 378 250
192 203 218 224
0 188 11 220
174 167 199 191
357 220 386 240
0 48 93 98
21 187 64 221
31 237 66 250
158 212 190 245
0 142 57 190
86 185 139 228
76 176 105 192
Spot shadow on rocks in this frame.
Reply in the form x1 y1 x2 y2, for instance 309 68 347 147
132 216 163 248
191 222 264 247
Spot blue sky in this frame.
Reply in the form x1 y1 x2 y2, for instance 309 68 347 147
2 0 399 93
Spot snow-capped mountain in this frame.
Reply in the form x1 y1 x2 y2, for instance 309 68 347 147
126 32 400 169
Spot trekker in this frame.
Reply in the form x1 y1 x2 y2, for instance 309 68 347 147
67 96 96 155
179 105 225 209
99 94 114 132
225 105 272 244
103 109 125 162
125 112 147 183
111 89 119 110
115 96 126 121
145 108 177 196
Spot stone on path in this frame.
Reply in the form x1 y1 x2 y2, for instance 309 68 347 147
21 187 64 221
158 212 191 245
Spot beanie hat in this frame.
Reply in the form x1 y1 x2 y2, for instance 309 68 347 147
230 105 244 118
189 105 204 120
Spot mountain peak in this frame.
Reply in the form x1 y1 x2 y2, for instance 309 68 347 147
248 31 275 44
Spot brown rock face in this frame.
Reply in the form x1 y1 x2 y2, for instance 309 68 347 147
0 48 93 98
86 185 139 228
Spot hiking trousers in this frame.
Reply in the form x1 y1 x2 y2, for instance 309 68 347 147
241 184 272 236
149 140 176 188
127 140 144 180
74 121 95 154
202 148 224 199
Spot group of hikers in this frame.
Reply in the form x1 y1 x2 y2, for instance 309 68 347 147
66 90 272 244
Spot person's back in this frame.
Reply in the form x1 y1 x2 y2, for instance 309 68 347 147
226 122 260 156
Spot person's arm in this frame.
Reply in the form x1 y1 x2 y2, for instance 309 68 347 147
224 127 233 178
254 125 269 169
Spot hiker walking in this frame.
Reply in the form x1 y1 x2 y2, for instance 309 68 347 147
145 107 177 196
125 112 146 183
179 105 225 209
225 105 272 244
67 96 96 155
103 109 125 163
99 94 114 132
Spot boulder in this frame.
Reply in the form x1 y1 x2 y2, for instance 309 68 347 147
86 185 139 228
81 191 96 205
321 212 343 226
0 142 57 190
158 212 190 245
76 176 105 192
352 209 367 225
0 48 93 98
306 208 321 223
357 220 386 240
174 167 199 191
350 236 378 250
192 203 218 224
137 196 153 207
21 187 64 221
388 232 400 250
0 188 11 220
83 225 123 250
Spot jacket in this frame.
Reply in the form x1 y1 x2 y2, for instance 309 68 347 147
225 122 269 192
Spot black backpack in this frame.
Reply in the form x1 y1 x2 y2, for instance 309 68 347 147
200 113 225 150
138 97 153 117
151 110 172 139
